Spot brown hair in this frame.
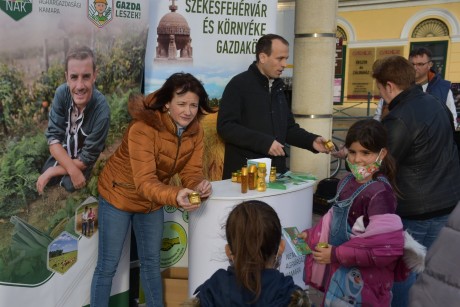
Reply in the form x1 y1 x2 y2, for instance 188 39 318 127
255 34 289 62
143 72 216 119
409 47 432 60
225 200 281 302
345 119 398 191
372 55 415 91
65 45 96 72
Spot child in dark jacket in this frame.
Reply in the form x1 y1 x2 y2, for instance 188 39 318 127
184 200 310 307
300 119 406 307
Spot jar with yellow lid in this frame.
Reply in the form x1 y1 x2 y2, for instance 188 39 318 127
256 162 267 192
188 192 201 206
236 170 242 183
323 140 336 152
269 166 277 183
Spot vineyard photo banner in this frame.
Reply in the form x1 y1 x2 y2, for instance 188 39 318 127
0 1 150 306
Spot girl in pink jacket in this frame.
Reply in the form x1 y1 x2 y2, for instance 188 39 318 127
301 119 405 307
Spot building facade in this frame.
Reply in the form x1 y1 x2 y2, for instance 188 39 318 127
277 0 460 105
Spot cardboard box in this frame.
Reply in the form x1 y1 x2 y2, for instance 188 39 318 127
162 267 189 307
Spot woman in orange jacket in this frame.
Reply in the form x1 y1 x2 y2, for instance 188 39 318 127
91 73 216 307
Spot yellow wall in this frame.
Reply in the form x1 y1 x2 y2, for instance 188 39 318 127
340 3 459 41
338 2 460 101
449 42 460 81
277 1 460 102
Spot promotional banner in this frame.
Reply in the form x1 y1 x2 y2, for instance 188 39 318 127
144 0 278 98
0 1 149 306
145 0 279 270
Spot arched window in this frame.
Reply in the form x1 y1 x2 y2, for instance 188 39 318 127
412 18 449 38
336 26 347 42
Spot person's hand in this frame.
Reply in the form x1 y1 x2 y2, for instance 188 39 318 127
177 188 200 212
68 168 86 190
312 244 332 264
268 140 286 156
195 180 212 198
312 136 329 153
331 145 348 159
37 170 52 195
297 232 308 241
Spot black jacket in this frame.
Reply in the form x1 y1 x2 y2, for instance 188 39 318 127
194 267 303 307
217 62 318 179
383 85 460 218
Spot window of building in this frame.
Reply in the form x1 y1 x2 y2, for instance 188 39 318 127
412 18 449 38
411 18 449 78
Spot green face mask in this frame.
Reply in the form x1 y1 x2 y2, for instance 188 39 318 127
346 150 383 181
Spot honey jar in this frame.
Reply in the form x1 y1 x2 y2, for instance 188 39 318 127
269 166 277 183
188 192 201 206
323 140 336 152
241 167 248 194
256 162 267 192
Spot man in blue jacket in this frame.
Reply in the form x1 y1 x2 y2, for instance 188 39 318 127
36 46 110 194
374 47 457 126
409 47 457 128
217 34 328 179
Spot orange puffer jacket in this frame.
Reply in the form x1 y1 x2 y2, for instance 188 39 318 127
98 95 205 213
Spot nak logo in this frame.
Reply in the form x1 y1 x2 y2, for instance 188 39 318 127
0 0 32 21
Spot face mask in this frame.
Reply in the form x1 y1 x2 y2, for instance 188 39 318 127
346 150 383 181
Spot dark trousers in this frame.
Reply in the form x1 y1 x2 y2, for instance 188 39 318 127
41 156 93 192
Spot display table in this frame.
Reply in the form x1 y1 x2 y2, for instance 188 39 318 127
188 179 315 296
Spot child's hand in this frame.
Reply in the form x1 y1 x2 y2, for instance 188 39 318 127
297 232 308 241
331 145 348 159
312 244 332 264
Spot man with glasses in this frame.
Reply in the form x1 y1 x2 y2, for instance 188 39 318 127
409 47 460 165
410 47 457 127
373 47 457 128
